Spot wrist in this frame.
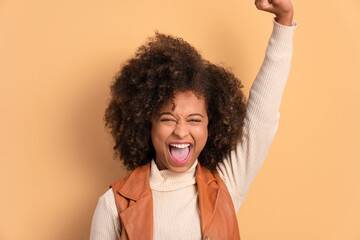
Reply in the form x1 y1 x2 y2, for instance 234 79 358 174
275 14 294 26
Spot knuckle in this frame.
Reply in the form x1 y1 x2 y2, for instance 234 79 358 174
255 0 266 9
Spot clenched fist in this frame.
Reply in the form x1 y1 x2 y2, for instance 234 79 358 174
255 0 294 26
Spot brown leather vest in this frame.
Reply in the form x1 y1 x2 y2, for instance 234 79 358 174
110 162 241 240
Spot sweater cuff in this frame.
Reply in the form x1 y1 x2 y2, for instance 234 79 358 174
272 17 298 28
272 18 298 38
271 18 298 41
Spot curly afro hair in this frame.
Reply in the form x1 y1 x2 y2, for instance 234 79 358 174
105 32 247 172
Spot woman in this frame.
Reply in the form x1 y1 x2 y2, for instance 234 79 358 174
91 0 297 239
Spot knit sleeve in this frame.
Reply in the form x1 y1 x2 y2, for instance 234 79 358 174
90 189 121 240
216 18 298 212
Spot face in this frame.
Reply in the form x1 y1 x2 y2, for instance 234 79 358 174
151 91 209 173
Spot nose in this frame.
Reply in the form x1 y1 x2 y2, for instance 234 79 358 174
173 122 189 139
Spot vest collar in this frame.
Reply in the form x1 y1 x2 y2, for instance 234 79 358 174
115 161 219 239
117 163 151 201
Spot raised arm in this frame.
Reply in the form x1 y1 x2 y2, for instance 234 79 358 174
216 0 297 212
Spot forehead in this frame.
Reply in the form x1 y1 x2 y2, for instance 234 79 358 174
160 91 207 115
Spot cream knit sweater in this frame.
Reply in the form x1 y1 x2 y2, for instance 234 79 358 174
90 19 298 240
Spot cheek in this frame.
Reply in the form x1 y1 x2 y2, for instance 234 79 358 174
202 128 209 146
150 124 161 151
151 123 171 150
194 126 208 150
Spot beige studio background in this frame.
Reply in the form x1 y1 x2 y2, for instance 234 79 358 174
1 0 359 239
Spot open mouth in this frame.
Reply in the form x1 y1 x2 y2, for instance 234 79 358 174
168 143 192 164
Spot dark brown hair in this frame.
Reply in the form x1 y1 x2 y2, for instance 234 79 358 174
105 32 247 171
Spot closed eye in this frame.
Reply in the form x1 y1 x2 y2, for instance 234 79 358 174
160 118 176 122
188 119 201 123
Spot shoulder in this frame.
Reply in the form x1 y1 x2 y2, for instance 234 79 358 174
90 189 120 239
110 163 151 202
198 164 227 190
110 174 130 191
98 188 117 213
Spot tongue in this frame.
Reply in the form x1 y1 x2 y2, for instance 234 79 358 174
170 146 190 162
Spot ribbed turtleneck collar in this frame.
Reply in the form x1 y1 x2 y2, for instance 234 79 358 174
150 159 197 191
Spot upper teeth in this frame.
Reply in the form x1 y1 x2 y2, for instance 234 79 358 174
170 143 190 148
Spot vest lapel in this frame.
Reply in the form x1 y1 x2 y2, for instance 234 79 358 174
196 162 219 237
116 163 153 240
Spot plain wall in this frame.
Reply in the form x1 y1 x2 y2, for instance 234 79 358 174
1 0 359 239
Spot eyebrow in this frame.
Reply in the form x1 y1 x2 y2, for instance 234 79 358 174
158 112 204 118
188 113 205 118
158 112 175 118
